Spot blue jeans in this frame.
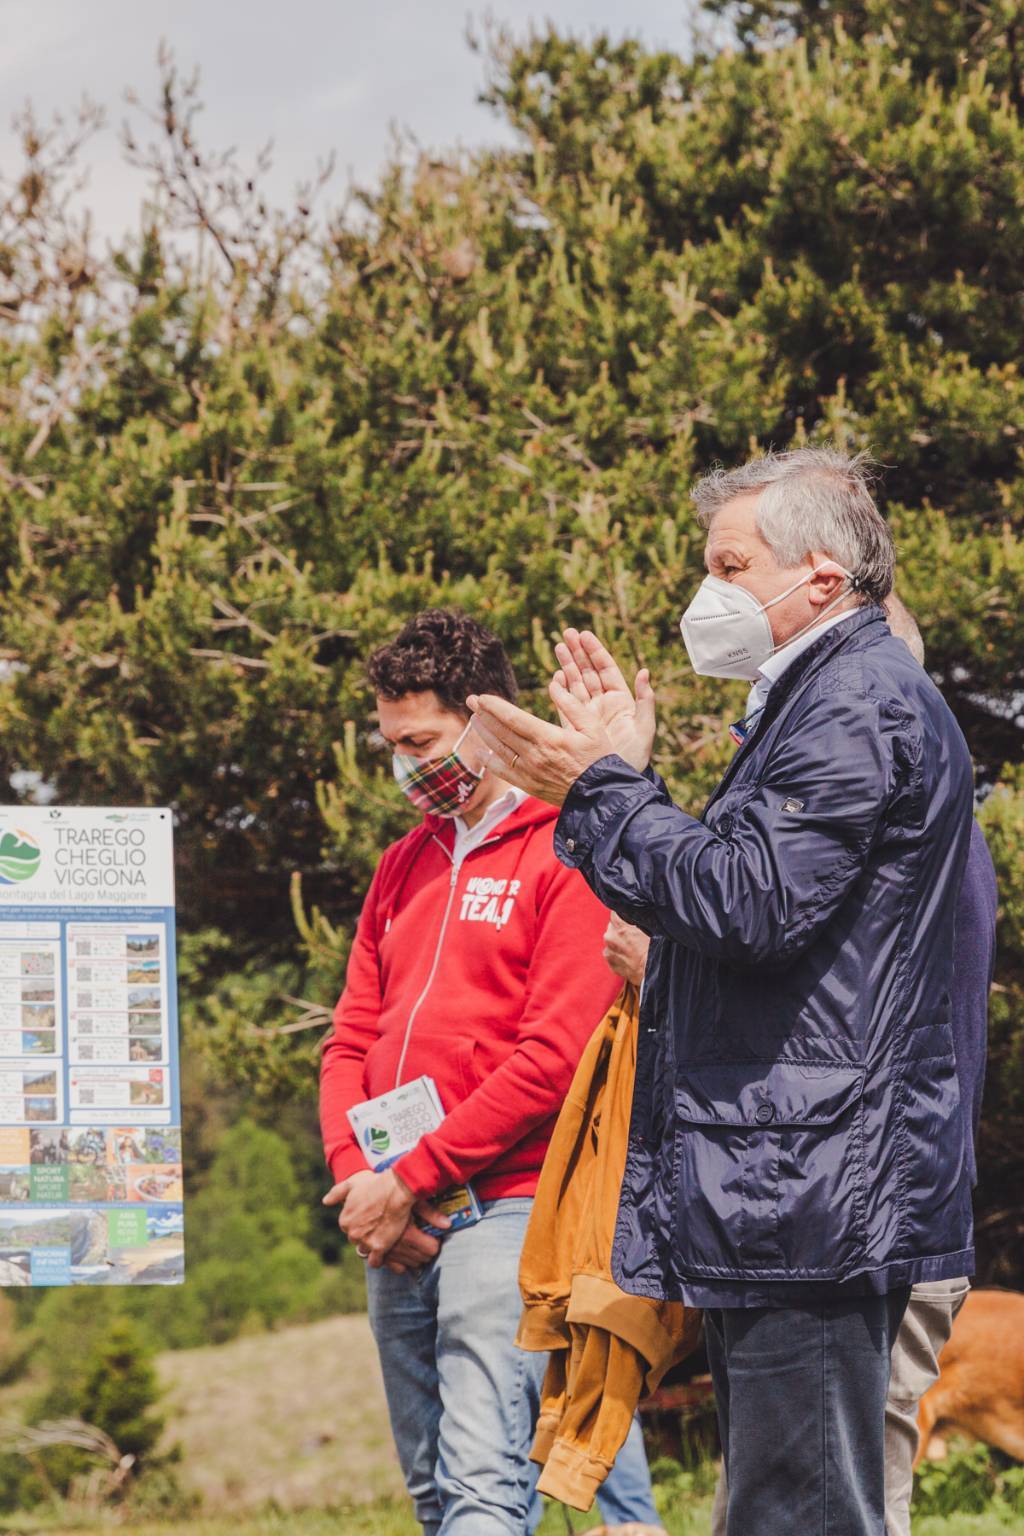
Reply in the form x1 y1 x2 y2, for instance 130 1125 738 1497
705 1290 911 1536
366 1198 661 1534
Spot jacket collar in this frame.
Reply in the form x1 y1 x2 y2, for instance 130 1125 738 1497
755 602 887 737
706 604 888 815
755 607 863 691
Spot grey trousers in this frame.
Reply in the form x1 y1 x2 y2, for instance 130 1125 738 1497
709 1280 970 1536
882 1278 970 1536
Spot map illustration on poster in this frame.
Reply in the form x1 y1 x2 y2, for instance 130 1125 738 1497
0 807 183 1285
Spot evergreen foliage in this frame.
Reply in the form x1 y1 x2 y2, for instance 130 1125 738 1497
78 1316 165 1463
0 5 1020 1279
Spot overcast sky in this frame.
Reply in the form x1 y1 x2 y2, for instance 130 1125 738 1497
1 1 698 244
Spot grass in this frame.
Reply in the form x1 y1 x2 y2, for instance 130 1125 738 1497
154 1314 406 1509
914 1521 1024 1535
0 1517 420 1536
0 1314 1013 1535
0 1510 668 1536
0 1502 1011 1535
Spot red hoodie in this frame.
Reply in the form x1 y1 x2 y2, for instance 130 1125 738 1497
320 795 621 1202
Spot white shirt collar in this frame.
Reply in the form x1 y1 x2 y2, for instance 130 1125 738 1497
451 785 528 863
758 606 862 686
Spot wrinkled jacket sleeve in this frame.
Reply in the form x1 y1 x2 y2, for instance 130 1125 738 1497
319 859 387 1182
554 691 902 968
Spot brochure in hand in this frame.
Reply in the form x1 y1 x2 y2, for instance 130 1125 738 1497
347 1075 481 1235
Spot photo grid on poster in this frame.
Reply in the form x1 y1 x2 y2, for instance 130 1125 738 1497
0 810 183 1286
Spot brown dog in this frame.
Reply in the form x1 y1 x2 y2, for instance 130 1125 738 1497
916 1288 1024 1464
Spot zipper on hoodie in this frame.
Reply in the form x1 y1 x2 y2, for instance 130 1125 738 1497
393 859 459 1088
390 829 522 1089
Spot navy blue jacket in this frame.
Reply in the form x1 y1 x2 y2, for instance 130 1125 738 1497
955 821 997 1187
555 607 977 1301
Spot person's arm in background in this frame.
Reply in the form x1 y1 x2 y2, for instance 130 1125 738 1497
320 855 450 1272
389 860 622 1199
319 858 388 1184
602 912 650 989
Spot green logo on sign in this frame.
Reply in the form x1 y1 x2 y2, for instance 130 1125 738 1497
0 830 41 885
367 1126 390 1155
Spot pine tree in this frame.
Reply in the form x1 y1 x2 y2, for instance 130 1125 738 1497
0 8 1020 1278
78 1318 164 1465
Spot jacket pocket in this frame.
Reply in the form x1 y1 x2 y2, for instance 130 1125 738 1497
456 1036 482 1099
672 1061 867 1277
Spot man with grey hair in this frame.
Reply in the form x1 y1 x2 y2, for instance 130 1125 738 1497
697 591 994 1535
467 447 977 1535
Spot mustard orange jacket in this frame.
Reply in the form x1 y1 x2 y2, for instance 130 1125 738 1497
517 984 701 1510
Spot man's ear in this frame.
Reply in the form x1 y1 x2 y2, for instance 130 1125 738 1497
806 555 850 609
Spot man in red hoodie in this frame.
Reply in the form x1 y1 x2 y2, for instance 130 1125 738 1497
320 609 659 1536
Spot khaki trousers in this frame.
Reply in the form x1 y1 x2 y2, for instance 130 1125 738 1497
882 1278 970 1536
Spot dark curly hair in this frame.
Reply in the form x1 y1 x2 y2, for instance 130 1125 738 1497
366 609 518 715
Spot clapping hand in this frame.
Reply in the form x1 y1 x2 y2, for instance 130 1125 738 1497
551 629 656 772
466 629 656 806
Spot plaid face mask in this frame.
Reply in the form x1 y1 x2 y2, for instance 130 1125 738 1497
392 721 487 816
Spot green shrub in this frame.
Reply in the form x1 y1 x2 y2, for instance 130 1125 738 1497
78 1316 165 1463
24 1118 353 1377
913 1443 1024 1522
17 1313 177 1504
650 1453 721 1515
913 1443 998 1518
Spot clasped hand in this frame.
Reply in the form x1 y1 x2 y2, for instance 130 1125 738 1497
324 1168 452 1274
466 627 656 804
